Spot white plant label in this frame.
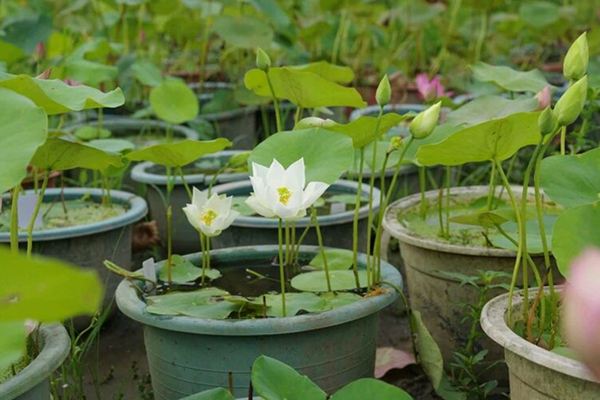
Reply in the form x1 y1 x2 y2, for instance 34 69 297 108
142 257 157 291
18 193 42 229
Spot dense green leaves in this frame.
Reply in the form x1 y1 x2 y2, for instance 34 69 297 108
248 128 354 184
31 138 124 172
244 68 365 108
471 62 549 93
0 88 47 194
213 15 274 49
417 112 540 166
126 138 231 167
252 356 327 400
150 79 199 124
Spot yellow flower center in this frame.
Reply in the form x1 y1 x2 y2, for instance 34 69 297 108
200 209 217 226
277 187 292 205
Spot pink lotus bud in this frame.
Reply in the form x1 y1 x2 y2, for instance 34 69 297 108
536 86 552 109
35 42 45 59
415 73 452 101
563 247 600 379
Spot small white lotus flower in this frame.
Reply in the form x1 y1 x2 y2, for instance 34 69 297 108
183 188 239 237
246 158 329 220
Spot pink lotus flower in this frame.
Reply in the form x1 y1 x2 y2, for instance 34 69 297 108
536 85 552 109
563 248 600 379
415 73 452 101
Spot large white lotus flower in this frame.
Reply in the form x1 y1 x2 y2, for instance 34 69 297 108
246 158 329 220
182 188 239 237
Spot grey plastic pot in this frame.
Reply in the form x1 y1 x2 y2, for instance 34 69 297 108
0 188 147 311
382 186 558 382
0 324 70 400
116 244 402 399
130 151 248 254
481 289 600 399
211 179 379 252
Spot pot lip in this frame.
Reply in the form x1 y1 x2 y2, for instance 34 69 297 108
0 188 147 242
130 150 248 186
116 245 401 336
480 288 599 383
211 179 380 228
383 185 530 257
349 103 426 121
0 324 70 399
63 116 200 140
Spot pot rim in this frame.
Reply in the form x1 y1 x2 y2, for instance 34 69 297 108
480 288 599 383
212 179 380 228
0 324 70 399
130 150 248 186
116 245 401 336
383 185 532 257
0 188 147 242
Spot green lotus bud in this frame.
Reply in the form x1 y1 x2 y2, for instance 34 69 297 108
563 32 589 81
538 107 558 136
387 136 403 153
553 76 588 126
409 101 441 139
295 116 336 130
256 48 271 71
376 74 391 106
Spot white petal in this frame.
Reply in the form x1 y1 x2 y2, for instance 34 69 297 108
252 162 269 180
182 204 201 231
273 201 302 220
246 195 275 218
302 181 329 209
191 187 208 209
285 158 305 190
266 159 286 187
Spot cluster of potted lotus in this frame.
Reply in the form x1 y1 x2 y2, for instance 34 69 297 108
2 30 600 400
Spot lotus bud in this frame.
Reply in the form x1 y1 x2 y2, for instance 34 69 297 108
295 116 336 130
409 101 441 139
387 136 403 153
563 248 600 379
256 48 271 71
553 76 588 126
376 74 391 106
538 107 558 136
563 32 589 81
535 86 552 110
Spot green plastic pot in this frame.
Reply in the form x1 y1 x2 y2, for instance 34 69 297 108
116 245 401 399
0 324 70 400
481 289 600 399
382 186 560 383
0 188 147 312
130 151 248 254
211 180 379 252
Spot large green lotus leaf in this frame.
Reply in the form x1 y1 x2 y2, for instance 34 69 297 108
252 355 327 400
248 128 354 184
328 113 410 148
131 60 163 87
212 15 274 49
445 96 539 127
150 79 199 124
0 322 27 371
252 293 329 317
519 1 560 28
63 59 119 86
488 216 556 254
0 88 47 194
289 61 354 84
157 255 221 284
2 12 52 53
291 270 368 292
146 288 237 319
552 203 600 277
30 138 124 172
249 0 292 34
126 138 231 167
471 62 549 93
0 247 102 322
87 138 135 154
244 68 366 108
180 388 234 400
0 72 124 115
0 39 25 63
540 148 600 208
330 378 414 400
417 112 540 166
403 123 461 166
309 249 353 270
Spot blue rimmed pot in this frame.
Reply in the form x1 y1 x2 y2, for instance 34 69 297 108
130 151 248 254
211 179 379 252
0 324 70 400
0 188 147 311
115 245 402 399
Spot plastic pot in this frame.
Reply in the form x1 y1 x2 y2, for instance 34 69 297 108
116 245 402 399
382 186 559 382
481 289 600 399
130 151 248 254
0 188 147 311
0 324 70 400
210 179 379 252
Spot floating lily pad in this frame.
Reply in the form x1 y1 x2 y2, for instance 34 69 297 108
250 293 328 317
157 255 221 284
291 270 368 292
320 292 362 309
146 287 236 319
309 249 354 270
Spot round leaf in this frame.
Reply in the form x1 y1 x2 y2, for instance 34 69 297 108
150 79 199 124
126 138 231 167
330 378 414 400
213 15 274 49
291 270 368 292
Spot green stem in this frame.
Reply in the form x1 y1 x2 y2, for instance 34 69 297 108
166 205 173 284
486 160 496 211
265 70 283 133
178 167 192 199
437 186 445 237
277 219 287 317
352 148 365 289
418 166 427 219
560 125 567 155
312 207 331 292
294 106 303 126
10 186 20 254
384 137 414 207
444 166 450 235
366 108 383 275
26 172 49 258
200 232 207 285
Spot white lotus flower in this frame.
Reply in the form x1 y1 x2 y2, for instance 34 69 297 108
183 188 239 237
246 158 329 220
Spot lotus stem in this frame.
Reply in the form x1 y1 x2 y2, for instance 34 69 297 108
26 171 49 258
352 148 365 289
277 218 287 317
10 186 20 254
312 207 332 292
